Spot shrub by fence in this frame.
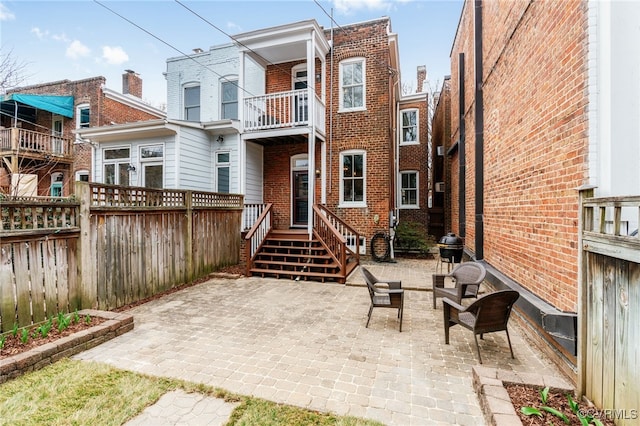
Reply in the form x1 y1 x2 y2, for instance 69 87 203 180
0 183 242 332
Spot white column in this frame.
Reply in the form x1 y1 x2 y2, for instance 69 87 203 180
307 35 316 239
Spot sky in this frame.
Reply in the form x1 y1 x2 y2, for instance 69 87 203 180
0 0 463 109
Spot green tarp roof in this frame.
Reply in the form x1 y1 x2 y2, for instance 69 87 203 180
0 94 75 118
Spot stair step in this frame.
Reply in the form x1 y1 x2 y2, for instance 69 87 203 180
253 260 340 270
249 268 343 280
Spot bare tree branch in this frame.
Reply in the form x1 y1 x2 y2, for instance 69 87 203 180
0 48 30 94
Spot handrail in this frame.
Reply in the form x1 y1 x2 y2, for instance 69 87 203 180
244 203 273 275
315 204 361 265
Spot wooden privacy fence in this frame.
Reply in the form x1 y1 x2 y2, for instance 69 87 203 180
578 190 640 426
0 183 243 332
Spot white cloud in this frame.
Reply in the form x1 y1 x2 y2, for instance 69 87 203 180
331 0 393 14
52 33 70 42
101 46 129 65
31 27 49 39
66 40 91 59
227 21 242 32
0 3 15 21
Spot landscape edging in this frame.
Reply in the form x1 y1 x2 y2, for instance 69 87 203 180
0 310 133 383
472 365 574 426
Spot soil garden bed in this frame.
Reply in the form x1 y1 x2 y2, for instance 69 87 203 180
473 366 614 426
0 310 133 383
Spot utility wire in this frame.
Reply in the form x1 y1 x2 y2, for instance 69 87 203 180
93 0 256 97
174 0 310 85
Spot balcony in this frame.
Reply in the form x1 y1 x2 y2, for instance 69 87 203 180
243 89 325 136
0 128 74 163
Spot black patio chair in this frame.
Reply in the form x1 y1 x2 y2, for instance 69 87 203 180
361 267 404 332
443 289 520 364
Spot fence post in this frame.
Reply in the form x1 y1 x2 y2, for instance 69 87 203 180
185 191 194 281
576 185 595 399
76 182 97 309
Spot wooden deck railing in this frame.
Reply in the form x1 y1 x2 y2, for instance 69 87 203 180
243 89 325 134
243 203 268 231
314 204 361 265
244 203 273 276
0 127 74 160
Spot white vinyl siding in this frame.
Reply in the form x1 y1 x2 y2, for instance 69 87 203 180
245 141 264 204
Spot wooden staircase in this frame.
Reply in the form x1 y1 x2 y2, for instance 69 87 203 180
248 229 358 283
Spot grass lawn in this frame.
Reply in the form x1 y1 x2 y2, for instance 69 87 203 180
0 358 382 426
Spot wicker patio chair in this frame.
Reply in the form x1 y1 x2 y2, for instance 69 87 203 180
361 267 404 332
443 289 520 364
432 262 486 309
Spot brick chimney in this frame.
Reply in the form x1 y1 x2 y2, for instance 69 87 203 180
417 65 427 93
122 69 142 98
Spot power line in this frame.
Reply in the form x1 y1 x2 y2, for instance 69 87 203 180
92 0 256 97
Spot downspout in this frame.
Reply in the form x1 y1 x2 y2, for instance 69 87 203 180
474 0 485 259
328 9 334 194
458 52 466 238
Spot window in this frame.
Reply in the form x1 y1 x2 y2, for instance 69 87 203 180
401 109 418 144
103 147 130 186
221 79 238 120
75 170 89 182
140 145 163 189
340 151 366 207
400 171 418 208
76 104 90 129
215 151 230 193
184 85 200 121
339 58 365 111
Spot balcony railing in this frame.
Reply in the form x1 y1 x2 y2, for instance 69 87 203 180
243 89 325 134
0 128 74 160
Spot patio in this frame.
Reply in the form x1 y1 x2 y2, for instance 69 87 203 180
74 258 566 425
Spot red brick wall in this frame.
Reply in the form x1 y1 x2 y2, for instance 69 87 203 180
6 76 161 191
261 19 396 251
398 98 429 230
449 0 588 312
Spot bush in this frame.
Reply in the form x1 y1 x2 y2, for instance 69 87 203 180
394 221 435 256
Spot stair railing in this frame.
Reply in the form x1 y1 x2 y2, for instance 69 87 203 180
244 203 273 276
313 204 360 277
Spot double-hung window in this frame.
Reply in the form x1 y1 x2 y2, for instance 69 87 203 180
184 85 200 121
103 147 130 186
77 104 90 129
215 151 230 193
221 79 238 120
401 109 418 145
140 145 163 189
339 58 365 111
340 151 366 207
400 171 419 208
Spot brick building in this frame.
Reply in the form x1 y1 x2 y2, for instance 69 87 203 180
447 0 640 380
0 71 164 196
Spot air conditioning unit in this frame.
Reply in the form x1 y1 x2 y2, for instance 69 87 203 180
346 235 367 255
436 145 444 156
435 182 445 192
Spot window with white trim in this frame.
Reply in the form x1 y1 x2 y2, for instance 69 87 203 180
103 147 130 186
400 171 419 208
76 104 90 129
401 109 419 145
184 84 200 121
75 170 89 182
221 79 238 120
339 58 365 111
140 145 163 189
215 151 230 193
340 150 366 207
